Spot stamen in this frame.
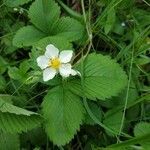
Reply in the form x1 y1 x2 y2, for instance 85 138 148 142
49 58 61 69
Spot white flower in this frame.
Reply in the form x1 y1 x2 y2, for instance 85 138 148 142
37 44 80 82
13 8 18 11
121 22 126 27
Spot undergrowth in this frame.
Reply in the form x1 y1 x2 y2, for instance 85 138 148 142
0 0 150 149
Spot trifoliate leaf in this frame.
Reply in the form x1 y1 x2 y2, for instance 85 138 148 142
13 0 85 48
13 26 45 47
52 17 85 41
42 85 85 146
28 0 60 33
69 53 127 100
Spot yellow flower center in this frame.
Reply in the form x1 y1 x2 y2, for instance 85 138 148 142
49 58 61 69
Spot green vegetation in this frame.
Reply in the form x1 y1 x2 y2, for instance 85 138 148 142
0 0 150 149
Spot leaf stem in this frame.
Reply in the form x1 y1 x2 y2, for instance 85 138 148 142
56 0 83 22
118 18 135 140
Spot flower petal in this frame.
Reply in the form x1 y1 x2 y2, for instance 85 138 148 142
45 44 59 58
43 67 57 81
37 55 49 69
71 69 81 76
59 63 72 77
59 50 73 63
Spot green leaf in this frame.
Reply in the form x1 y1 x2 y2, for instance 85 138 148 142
0 132 20 150
19 60 30 74
100 81 138 110
35 36 72 50
2 35 17 54
0 99 37 116
56 0 83 22
134 122 150 137
133 8 150 28
42 85 84 146
135 55 150 65
84 102 102 125
52 17 84 41
104 8 116 34
134 122 150 149
0 56 8 74
28 0 60 33
13 26 45 47
108 134 150 149
8 67 21 80
0 94 13 104
69 53 127 100
0 76 6 91
105 122 150 149
103 111 123 136
0 99 42 133
5 0 31 7
24 128 47 146
0 112 42 133
8 60 31 83
119 0 135 10
13 0 85 48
